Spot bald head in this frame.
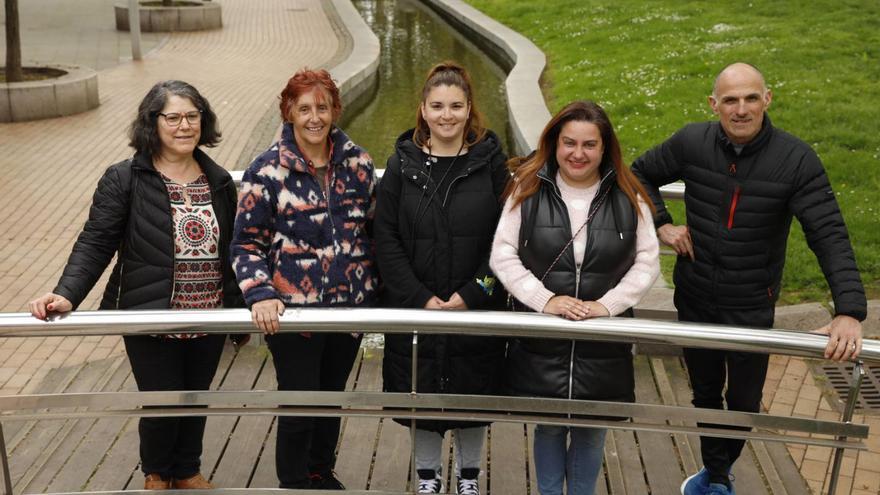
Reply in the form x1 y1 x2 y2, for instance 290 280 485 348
708 62 772 145
713 63 767 98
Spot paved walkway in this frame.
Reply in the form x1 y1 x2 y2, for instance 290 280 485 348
0 0 166 71
0 1 878 493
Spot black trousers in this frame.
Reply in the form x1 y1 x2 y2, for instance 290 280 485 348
675 293 773 484
266 332 361 489
123 334 226 480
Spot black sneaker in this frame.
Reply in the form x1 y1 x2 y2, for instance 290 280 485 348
417 469 443 493
456 468 480 495
309 471 346 490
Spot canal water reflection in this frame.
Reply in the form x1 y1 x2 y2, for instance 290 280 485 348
342 0 510 167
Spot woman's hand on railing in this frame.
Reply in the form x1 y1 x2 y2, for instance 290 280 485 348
814 314 863 361
250 299 285 335
424 296 445 309
543 296 586 320
28 293 72 320
438 292 468 310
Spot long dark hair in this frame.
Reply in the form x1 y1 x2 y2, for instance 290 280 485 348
503 100 654 218
413 61 486 148
128 80 221 157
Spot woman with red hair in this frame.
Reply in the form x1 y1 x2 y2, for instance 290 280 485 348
230 68 377 490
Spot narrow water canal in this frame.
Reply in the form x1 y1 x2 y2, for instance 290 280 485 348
341 0 510 167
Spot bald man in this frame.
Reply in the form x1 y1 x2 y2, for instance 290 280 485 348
631 63 866 495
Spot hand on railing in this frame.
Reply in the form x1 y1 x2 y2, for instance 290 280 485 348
250 299 285 335
543 296 608 321
28 293 73 320
813 314 863 361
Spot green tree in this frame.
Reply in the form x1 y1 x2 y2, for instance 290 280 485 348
4 0 23 82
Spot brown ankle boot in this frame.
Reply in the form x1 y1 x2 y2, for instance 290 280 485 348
172 473 214 489
144 473 170 490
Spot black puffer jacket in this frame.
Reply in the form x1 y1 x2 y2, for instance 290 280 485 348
632 116 866 319
54 149 241 310
375 129 509 432
507 161 637 406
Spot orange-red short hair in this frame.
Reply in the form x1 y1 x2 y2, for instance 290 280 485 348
279 68 342 121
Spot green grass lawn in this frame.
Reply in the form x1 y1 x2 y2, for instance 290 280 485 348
466 0 880 305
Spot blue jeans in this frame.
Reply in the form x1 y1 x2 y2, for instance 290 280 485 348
533 425 607 495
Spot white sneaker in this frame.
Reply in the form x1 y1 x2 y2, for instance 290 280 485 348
456 468 480 495
417 469 443 493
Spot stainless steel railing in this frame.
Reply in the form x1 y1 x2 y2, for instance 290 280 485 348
0 309 873 494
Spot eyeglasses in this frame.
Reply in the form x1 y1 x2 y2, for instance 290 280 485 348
158 110 202 127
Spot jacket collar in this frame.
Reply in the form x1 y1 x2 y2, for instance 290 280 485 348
537 156 616 198
395 128 502 174
131 148 231 189
715 112 774 157
279 122 355 174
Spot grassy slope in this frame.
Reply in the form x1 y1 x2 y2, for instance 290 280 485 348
467 0 880 304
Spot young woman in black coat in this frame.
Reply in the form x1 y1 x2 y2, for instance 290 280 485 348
28 80 240 491
374 61 509 495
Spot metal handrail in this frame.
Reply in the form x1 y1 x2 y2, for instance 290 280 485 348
1 309 877 362
0 308 872 495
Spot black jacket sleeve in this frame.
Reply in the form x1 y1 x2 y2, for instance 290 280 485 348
788 151 867 321
53 164 130 309
457 148 510 310
630 128 687 228
374 154 435 308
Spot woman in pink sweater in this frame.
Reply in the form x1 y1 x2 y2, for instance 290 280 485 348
489 100 659 495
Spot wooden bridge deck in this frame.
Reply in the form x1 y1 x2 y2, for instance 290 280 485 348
1 341 810 494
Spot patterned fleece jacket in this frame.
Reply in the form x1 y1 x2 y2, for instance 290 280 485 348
231 123 377 308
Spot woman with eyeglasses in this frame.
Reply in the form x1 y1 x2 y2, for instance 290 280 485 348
373 61 509 495
230 68 377 490
28 80 240 490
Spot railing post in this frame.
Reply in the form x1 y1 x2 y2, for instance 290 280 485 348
826 360 864 495
0 422 12 495
409 330 418 492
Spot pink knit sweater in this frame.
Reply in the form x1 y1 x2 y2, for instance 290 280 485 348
489 174 660 315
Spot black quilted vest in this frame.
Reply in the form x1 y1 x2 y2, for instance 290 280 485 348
507 161 637 403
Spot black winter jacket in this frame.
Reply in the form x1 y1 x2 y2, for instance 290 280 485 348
375 129 509 432
508 161 637 405
54 149 241 311
632 116 866 319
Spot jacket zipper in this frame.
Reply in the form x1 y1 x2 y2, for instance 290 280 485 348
115 261 125 309
441 170 470 208
317 166 338 303
727 185 741 230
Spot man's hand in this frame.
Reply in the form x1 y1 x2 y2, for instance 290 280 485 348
250 299 285 335
657 224 694 261
813 315 862 361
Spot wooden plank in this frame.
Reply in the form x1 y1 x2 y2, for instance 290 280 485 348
764 440 811 494
248 417 278 489
751 440 788 494
334 346 382 489
210 349 275 489
632 355 684 493
603 428 626 495
487 422 527 494
611 430 649 494
200 344 266 478
652 356 698 474
43 356 133 493
10 356 120 492
368 418 410 491
84 374 141 491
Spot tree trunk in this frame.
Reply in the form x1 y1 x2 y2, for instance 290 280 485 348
4 0 23 82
